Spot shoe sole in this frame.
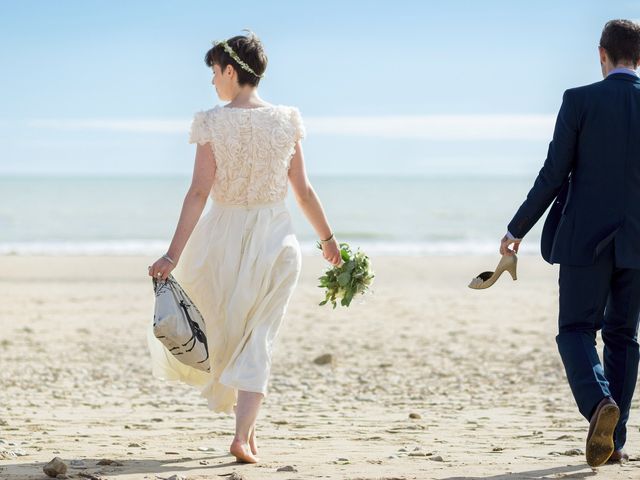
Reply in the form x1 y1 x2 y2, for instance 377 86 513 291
586 404 620 467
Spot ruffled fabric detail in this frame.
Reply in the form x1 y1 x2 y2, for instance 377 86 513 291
192 105 305 206
188 109 216 146
289 107 306 142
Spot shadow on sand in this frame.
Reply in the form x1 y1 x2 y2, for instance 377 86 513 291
441 463 600 480
0 453 253 479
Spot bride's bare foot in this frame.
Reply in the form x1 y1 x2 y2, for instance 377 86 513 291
249 427 258 455
230 437 258 463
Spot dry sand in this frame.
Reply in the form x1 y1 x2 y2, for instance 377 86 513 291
0 254 638 480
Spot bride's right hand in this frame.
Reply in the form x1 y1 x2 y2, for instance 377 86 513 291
148 256 176 282
322 237 342 266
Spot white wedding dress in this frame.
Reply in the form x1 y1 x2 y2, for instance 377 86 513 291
147 104 304 413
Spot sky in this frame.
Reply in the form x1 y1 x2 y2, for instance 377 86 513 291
1 0 639 177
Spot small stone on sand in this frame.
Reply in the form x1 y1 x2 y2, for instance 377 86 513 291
69 459 87 468
96 459 123 466
277 465 297 472
313 353 335 365
43 457 68 477
562 448 583 456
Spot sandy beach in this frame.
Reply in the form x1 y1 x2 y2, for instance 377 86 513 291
1 254 639 480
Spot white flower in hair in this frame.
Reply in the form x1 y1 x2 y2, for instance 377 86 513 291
213 39 265 78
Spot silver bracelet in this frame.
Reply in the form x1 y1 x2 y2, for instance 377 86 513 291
162 253 176 265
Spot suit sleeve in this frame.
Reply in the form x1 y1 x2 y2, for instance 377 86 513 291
507 90 579 239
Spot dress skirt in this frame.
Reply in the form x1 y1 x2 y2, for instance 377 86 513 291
147 200 302 413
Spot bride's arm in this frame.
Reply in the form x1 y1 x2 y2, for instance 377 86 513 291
149 143 216 280
288 142 342 266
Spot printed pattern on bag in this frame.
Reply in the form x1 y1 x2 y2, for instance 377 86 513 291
152 275 210 372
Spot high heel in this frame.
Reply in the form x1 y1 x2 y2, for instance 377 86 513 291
468 254 518 289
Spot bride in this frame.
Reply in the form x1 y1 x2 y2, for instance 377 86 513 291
146 31 342 463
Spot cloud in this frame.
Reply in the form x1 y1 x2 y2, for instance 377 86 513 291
27 118 188 133
305 115 556 141
27 114 557 141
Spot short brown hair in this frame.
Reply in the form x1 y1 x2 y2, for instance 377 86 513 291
204 32 267 87
600 19 640 66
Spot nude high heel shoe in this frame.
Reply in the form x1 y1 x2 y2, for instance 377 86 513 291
468 254 518 289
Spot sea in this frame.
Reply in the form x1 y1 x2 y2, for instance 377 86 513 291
0 175 544 256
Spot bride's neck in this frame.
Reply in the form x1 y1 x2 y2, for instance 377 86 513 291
229 87 264 107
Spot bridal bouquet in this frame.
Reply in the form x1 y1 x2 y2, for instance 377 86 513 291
318 243 374 308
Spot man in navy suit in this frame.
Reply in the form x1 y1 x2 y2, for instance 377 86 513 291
502 19 640 467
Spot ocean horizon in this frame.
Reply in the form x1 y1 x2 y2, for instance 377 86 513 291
0 173 544 256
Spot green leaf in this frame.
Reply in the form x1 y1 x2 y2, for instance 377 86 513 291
344 289 354 304
341 289 354 307
337 272 351 287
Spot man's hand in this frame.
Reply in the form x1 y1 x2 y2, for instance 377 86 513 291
500 233 521 256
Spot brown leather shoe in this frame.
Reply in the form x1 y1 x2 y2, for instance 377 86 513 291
607 449 629 464
585 397 620 467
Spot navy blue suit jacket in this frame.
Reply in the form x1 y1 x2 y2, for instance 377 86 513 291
508 73 640 268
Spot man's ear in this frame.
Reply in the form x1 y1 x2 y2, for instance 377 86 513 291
598 46 608 65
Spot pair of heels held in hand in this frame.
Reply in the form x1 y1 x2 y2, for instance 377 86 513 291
468 254 518 289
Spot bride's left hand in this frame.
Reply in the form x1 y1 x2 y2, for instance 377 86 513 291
322 238 343 266
148 256 176 281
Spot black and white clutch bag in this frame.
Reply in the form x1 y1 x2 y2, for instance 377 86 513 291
152 274 210 373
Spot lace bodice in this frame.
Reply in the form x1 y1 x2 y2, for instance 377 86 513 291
189 105 305 206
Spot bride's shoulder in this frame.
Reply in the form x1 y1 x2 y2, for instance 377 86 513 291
198 105 224 118
191 105 222 124
189 106 223 145
266 104 303 125
272 104 302 117
274 105 305 141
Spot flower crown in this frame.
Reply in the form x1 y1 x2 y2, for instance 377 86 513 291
213 39 264 78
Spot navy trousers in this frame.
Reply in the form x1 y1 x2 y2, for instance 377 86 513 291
557 242 640 449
